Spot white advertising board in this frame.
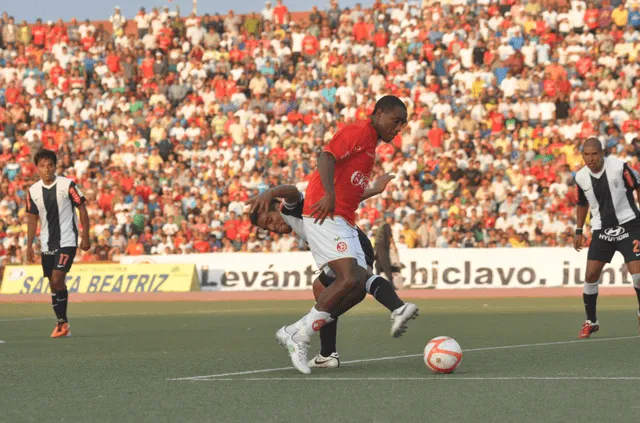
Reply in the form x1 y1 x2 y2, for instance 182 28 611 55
121 248 632 291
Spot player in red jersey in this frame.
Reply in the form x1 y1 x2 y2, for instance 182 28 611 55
272 95 407 374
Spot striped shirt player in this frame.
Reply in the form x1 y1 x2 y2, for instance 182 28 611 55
574 138 640 339
26 149 91 339
575 156 640 263
27 176 86 257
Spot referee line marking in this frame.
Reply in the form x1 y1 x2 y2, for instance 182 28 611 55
167 335 640 381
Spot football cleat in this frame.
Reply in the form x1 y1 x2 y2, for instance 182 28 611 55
51 322 71 338
578 320 599 339
308 352 340 368
390 303 419 338
276 325 311 374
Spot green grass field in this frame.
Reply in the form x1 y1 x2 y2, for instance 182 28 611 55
1 296 640 422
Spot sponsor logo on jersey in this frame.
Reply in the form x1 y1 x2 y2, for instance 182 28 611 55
350 171 370 189
599 226 629 242
69 187 83 205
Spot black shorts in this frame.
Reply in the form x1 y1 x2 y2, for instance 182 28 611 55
41 247 77 278
588 221 640 263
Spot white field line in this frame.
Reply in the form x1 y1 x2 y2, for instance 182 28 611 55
197 376 640 382
168 335 640 381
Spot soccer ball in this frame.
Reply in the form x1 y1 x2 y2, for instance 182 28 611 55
423 336 463 374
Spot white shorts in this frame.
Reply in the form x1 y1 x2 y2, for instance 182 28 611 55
303 216 367 271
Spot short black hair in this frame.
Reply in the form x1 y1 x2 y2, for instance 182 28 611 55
583 137 603 152
249 199 281 226
34 149 57 166
372 95 407 115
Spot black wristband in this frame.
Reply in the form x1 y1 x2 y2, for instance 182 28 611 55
575 228 583 235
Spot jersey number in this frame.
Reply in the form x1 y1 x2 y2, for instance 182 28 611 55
58 254 70 266
633 240 640 254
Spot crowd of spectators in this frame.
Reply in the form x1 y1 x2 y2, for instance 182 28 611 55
2 0 640 271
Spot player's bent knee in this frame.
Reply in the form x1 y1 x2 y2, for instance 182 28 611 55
585 271 601 284
583 282 599 295
50 272 67 291
632 274 640 289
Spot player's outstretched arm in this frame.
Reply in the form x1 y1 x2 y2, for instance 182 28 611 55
246 185 301 214
361 174 395 201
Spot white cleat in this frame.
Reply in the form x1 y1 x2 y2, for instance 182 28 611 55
390 303 419 338
276 326 311 375
308 352 340 368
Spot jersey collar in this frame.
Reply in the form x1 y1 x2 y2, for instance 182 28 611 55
41 176 58 189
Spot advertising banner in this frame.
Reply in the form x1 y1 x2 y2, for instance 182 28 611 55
1 263 199 294
120 248 631 291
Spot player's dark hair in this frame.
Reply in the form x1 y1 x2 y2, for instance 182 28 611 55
249 199 281 226
583 137 603 152
372 95 407 115
34 149 57 166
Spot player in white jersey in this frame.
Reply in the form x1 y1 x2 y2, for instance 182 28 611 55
574 138 640 338
26 149 91 338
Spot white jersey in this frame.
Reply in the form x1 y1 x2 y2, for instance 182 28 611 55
279 193 307 241
26 176 86 253
575 157 640 231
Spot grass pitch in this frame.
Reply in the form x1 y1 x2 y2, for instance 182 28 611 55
1 296 639 422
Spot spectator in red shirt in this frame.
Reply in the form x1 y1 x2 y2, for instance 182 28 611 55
428 122 445 150
273 0 289 25
302 31 319 57
193 233 211 253
223 211 240 242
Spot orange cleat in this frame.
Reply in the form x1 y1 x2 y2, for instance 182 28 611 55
51 322 71 338
578 320 599 339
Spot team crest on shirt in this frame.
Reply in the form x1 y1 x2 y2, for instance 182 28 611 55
336 241 348 252
351 171 370 188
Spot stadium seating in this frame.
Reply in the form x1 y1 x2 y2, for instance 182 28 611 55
1 0 638 271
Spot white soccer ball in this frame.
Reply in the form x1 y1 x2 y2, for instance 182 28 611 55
423 336 463 374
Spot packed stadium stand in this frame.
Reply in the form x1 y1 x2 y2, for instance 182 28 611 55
1 0 639 275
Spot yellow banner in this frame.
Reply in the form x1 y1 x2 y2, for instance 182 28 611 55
0 263 199 294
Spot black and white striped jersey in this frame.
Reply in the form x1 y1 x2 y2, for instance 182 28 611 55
26 176 86 253
576 157 640 231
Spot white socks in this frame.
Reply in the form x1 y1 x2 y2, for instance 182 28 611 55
287 307 334 339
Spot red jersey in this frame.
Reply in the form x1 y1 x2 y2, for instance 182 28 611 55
302 120 379 226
